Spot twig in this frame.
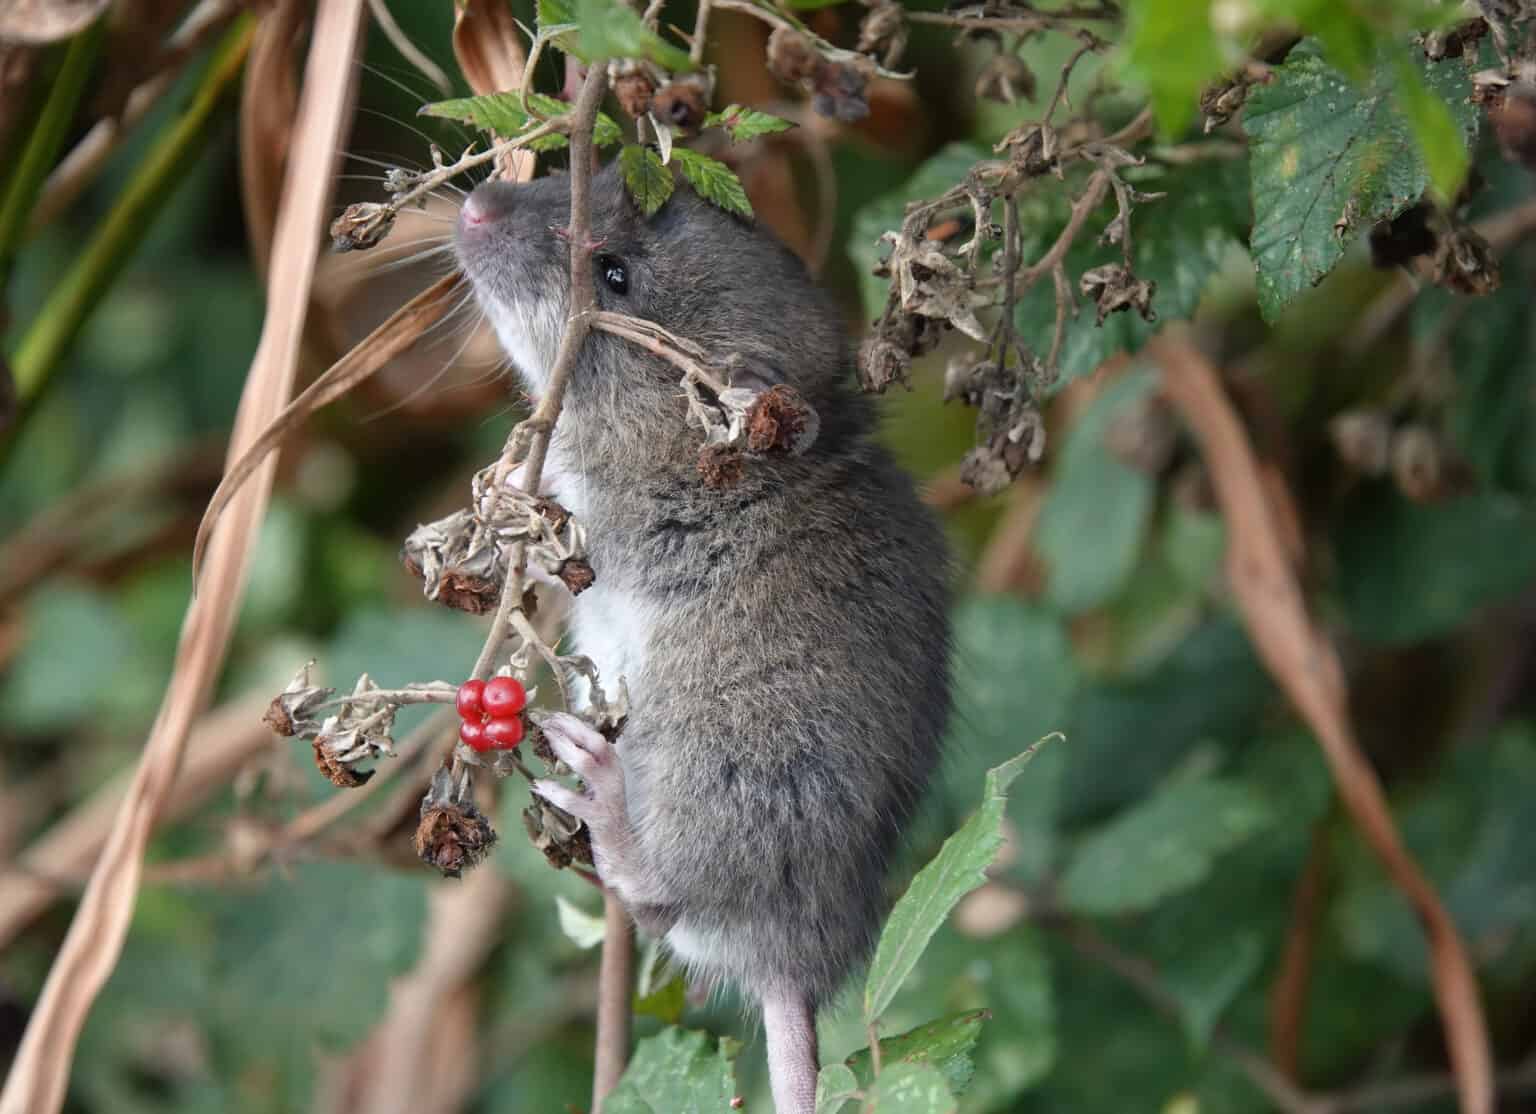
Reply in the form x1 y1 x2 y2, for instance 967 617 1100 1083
592 894 635 1111
1268 827 1330 1079
689 0 712 64
386 121 562 215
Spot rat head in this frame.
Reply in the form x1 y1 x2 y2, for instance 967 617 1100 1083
455 163 855 472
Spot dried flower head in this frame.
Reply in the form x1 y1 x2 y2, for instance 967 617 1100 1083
263 660 333 738
744 385 820 455
1433 223 1501 295
856 0 908 70
1329 409 1393 476
766 27 820 83
698 442 745 488
416 764 498 877
1080 263 1157 324
857 335 911 394
330 202 396 252
610 59 658 118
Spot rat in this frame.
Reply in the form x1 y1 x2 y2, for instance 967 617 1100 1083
455 162 951 1113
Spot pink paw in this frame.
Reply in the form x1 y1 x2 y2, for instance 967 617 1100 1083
533 713 633 887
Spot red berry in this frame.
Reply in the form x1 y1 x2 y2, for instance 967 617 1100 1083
484 715 525 749
456 679 486 721
459 718 491 752
482 676 527 718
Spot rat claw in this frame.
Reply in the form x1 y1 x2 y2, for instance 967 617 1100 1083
541 712 614 764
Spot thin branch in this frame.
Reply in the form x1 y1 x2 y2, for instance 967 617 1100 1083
592 894 635 1111
689 0 712 64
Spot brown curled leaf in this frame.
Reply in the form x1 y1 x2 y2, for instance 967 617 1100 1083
1152 327 1494 1114
193 272 466 581
452 0 535 182
313 738 375 788
239 0 306 275
558 557 596 595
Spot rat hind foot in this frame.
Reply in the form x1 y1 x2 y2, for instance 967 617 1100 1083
533 713 652 904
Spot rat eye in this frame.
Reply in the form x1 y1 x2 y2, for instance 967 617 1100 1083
598 255 629 295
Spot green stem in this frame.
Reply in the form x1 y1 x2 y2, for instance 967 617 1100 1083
0 19 106 280
7 16 255 415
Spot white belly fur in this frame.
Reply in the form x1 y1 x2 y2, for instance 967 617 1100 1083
567 580 656 702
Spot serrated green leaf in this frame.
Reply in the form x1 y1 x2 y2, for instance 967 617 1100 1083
538 0 575 27
1246 41 1478 321
1160 930 1264 1049
816 1064 860 1114
420 91 621 151
1058 776 1275 915
671 147 752 217
862 1062 957 1113
1035 369 1156 614
846 1010 988 1096
620 143 674 216
865 738 1057 1023
704 104 796 142
572 0 694 70
603 1028 740 1113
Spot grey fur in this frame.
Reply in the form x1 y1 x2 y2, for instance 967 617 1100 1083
457 164 951 1009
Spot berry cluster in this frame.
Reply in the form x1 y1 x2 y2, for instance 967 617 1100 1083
456 676 527 752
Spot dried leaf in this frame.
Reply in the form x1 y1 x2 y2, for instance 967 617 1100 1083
1152 328 1494 1114
239 0 306 275
451 0 536 182
0 5 367 1111
192 272 466 579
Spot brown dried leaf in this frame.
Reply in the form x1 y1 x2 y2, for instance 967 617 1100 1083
193 271 466 579
239 0 305 275
1152 328 1494 1114
0 7 366 1108
452 0 535 183
0 0 109 44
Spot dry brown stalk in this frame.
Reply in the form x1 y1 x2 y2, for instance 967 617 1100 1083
0 3 367 1110
1152 326 1494 1114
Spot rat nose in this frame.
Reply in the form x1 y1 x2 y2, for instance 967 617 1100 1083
461 182 515 229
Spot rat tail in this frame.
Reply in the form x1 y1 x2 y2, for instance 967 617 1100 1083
763 989 819 1114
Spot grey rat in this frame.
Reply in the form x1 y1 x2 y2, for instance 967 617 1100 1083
455 162 950 1113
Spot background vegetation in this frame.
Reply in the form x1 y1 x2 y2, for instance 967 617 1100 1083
2 0 1535 1112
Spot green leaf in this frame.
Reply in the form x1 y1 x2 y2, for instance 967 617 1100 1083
816 1064 861 1114
420 91 621 150
861 1063 957 1113
1012 158 1249 390
1035 369 1157 614
620 143 674 216
1058 775 1275 915
942 597 1076 881
670 147 753 218
845 1011 988 1096
633 973 688 1024
1118 0 1225 136
572 0 694 70
1335 489 1536 645
865 738 1057 1023
1390 55 1470 200
555 895 606 949
538 0 575 27
603 1028 740 1114
1245 42 1478 321
704 104 796 142
1160 930 1265 1049
1060 619 1269 821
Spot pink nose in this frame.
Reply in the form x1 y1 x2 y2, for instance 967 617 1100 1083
461 183 513 230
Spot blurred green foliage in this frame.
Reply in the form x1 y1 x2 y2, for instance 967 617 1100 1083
3 0 1536 1112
